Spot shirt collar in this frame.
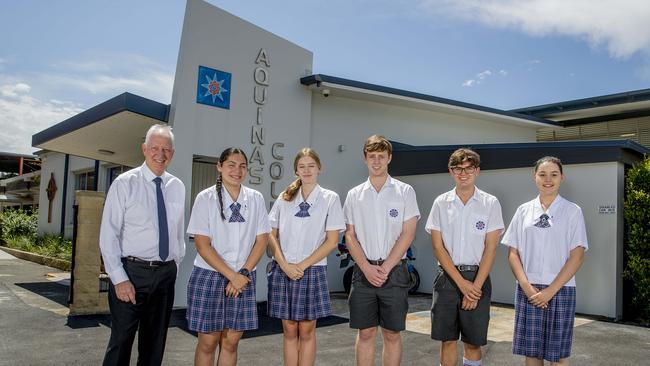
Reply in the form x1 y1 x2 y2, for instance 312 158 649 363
533 194 564 216
361 175 394 192
141 162 168 184
294 184 322 208
221 184 249 209
445 186 480 203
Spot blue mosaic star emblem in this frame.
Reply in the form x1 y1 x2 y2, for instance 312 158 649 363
196 65 231 109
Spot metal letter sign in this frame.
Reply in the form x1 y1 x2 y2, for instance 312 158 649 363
197 65 232 109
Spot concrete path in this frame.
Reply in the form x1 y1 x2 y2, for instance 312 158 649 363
1 254 648 365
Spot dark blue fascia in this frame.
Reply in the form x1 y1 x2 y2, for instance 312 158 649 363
32 92 170 147
389 139 650 176
300 74 561 127
512 88 650 117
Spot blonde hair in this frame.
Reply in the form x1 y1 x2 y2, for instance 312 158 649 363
282 148 322 201
363 135 392 156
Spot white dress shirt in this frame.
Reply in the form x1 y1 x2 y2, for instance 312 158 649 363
502 195 589 286
343 176 420 260
187 184 271 272
425 187 504 266
268 185 345 266
99 163 186 285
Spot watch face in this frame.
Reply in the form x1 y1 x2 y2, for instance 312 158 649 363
239 268 250 277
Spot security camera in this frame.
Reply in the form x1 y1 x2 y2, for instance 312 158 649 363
322 89 330 97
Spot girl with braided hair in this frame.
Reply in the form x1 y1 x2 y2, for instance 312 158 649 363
186 147 271 366
267 148 345 366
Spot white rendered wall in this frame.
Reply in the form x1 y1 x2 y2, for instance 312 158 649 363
38 152 65 236
38 153 96 238
398 162 622 318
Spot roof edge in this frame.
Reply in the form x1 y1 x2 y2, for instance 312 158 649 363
32 92 170 147
512 87 650 117
301 74 561 127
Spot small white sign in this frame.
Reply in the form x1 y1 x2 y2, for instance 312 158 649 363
598 205 616 214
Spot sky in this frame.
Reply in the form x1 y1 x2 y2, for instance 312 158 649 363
1 0 649 154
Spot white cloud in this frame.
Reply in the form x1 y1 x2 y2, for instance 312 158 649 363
0 82 31 97
462 79 476 87
462 68 508 86
0 83 83 154
419 0 650 58
477 70 492 80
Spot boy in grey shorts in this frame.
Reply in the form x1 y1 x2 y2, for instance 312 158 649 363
425 148 504 366
343 135 420 366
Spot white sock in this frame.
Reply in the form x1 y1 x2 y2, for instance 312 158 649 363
463 358 481 366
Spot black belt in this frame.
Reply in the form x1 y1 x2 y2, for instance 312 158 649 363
122 256 174 267
367 258 407 266
439 264 479 272
456 264 479 272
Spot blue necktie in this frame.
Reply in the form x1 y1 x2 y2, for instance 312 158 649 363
229 202 246 223
295 201 311 218
534 213 551 229
154 177 169 261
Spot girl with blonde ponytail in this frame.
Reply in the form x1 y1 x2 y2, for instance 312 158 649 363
267 148 345 366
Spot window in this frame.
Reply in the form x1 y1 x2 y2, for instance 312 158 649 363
74 171 95 190
107 165 129 189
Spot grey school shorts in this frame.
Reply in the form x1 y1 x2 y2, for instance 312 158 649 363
348 261 410 332
430 268 491 346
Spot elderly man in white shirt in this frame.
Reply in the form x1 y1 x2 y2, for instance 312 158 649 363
99 124 185 366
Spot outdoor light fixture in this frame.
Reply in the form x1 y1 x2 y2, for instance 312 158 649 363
98 149 115 156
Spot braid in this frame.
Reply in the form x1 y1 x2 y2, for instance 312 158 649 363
216 173 226 220
282 178 302 201
215 147 249 220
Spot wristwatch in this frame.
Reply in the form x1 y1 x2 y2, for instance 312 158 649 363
238 268 251 278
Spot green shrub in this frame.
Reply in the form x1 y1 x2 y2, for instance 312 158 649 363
0 209 71 262
624 158 650 322
0 209 37 241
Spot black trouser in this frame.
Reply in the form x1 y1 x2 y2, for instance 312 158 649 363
103 259 177 366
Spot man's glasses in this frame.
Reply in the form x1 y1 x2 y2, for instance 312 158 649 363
451 166 477 175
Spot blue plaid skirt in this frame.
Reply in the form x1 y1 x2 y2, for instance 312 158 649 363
267 261 332 321
186 266 258 333
513 283 576 362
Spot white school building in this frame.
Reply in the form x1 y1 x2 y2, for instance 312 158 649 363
31 0 650 319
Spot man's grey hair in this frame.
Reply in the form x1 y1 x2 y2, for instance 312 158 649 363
144 124 174 148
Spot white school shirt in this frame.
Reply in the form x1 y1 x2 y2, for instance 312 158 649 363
99 163 186 285
187 185 271 272
425 187 504 266
343 176 420 260
502 195 588 287
268 185 345 266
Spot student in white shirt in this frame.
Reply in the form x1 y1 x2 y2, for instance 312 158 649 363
99 124 185 366
426 148 504 366
267 148 345 366
502 156 588 365
186 148 271 366
344 135 420 366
